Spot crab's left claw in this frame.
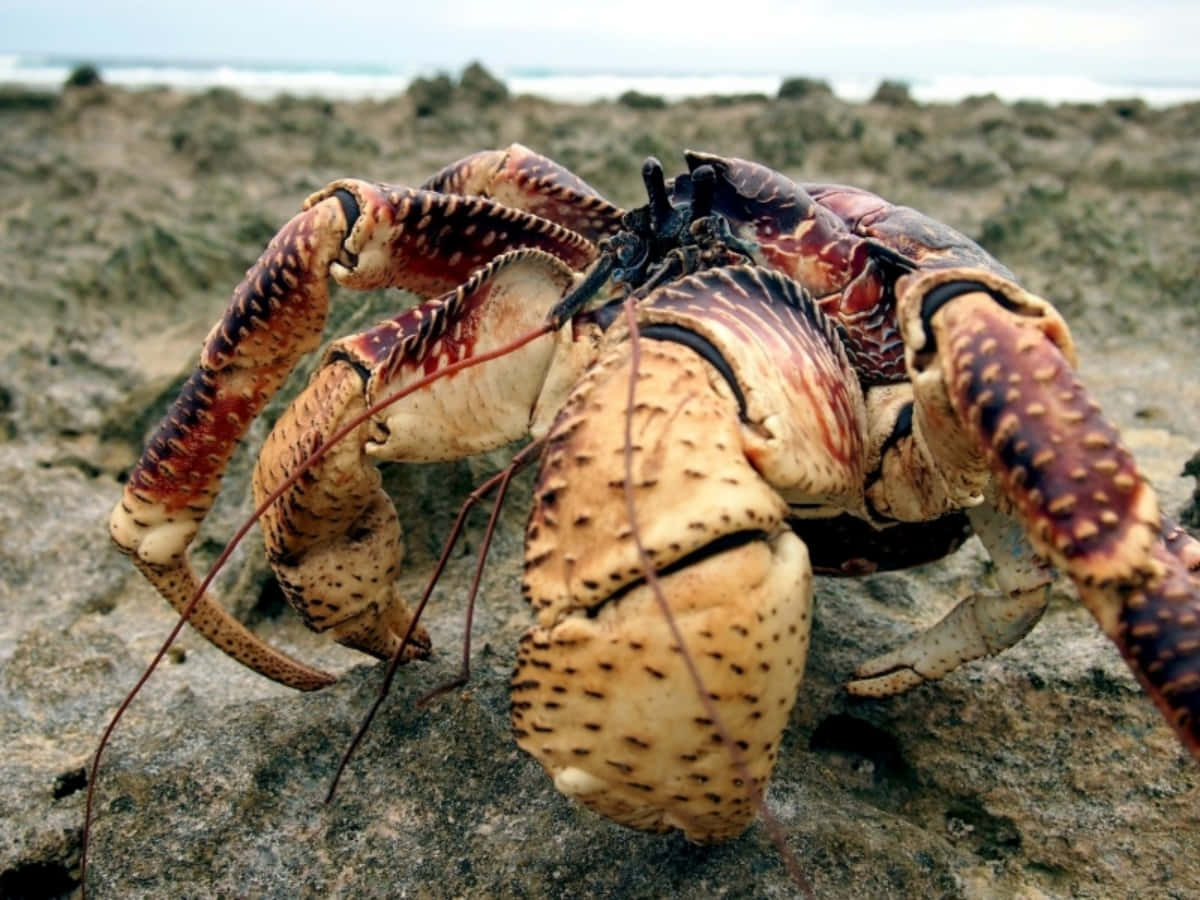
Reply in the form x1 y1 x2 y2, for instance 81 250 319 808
902 268 1200 757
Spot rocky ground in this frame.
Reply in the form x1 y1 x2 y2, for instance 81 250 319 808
1 71 1198 899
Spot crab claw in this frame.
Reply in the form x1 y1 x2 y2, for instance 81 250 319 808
515 336 813 843
902 267 1200 757
514 265 874 841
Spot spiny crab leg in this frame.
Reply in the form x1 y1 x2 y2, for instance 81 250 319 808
109 192 354 690
251 247 579 670
422 142 626 243
904 267 1200 756
109 179 596 690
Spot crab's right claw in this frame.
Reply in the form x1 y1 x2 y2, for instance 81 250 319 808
903 268 1200 757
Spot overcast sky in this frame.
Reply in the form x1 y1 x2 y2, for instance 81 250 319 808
3 1 1198 81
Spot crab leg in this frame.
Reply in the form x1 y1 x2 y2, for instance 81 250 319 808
252 249 582 663
847 496 1054 696
110 180 596 690
422 143 626 242
902 267 1200 755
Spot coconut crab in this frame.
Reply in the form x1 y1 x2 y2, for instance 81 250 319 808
107 143 1200 846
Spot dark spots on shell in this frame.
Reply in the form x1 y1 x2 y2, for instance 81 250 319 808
607 760 633 773
572 748 591 756
584 722 602 731
585 689 606 699
644 665 666 679
625 736 651 749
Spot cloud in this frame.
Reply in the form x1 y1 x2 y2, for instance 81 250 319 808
3 0 1197 80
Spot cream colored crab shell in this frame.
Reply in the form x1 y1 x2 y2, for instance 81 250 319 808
513 337 813 842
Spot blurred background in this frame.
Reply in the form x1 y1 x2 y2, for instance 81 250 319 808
4 0 1200 104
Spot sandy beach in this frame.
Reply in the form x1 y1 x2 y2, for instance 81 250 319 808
1 71 1198 897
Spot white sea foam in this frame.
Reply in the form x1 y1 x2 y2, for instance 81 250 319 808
2 54 1198 107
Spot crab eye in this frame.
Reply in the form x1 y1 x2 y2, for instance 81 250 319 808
641 156 672 230
690 165 715 219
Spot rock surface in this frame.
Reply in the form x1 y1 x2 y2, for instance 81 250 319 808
1 80 1198 899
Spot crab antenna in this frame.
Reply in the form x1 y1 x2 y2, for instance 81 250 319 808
618 297 812 898
641 156 673 232
326 437 545 802
417 451 526 707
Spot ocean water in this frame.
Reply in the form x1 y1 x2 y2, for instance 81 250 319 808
3 53 1199 107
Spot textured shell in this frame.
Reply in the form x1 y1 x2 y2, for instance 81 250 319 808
514 333 812 841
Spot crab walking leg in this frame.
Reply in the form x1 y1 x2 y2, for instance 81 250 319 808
109 193 355 690
848 497 1054 696
422 143 626 243
904 267 1200 756
253 250 582 662
110 179 596 690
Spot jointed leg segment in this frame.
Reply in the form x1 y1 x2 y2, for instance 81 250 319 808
902 268 1200 754
848 498 1053 696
